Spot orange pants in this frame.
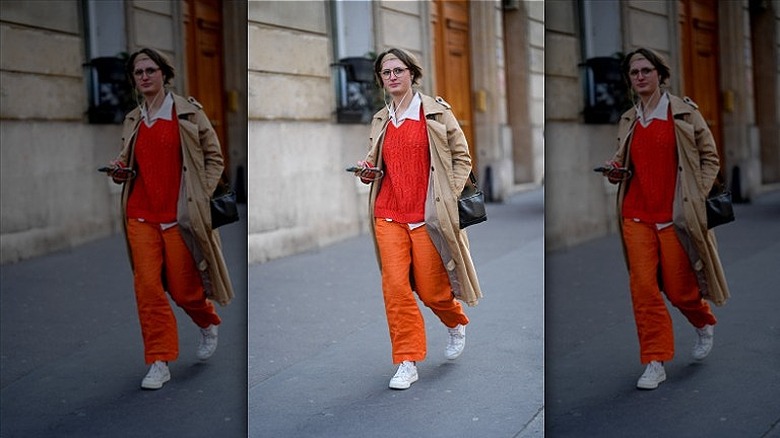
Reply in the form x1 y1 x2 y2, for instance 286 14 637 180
623 219 716 364
375 219 469 364
127 219 221 364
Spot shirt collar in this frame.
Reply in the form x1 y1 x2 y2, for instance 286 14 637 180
636 91 669 126
388 92 421 127
140 92 174 126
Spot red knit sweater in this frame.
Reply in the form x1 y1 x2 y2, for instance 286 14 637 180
622 114 677 223
374 112 430 223
126 117 182 223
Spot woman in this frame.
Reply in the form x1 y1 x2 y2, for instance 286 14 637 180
105 48 234 390
353 48 483 390
601 48 730 390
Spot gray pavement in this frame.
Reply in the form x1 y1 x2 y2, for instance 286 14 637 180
546 189 780 438
248 189 545 438
0 206 248 438
9 185 769 438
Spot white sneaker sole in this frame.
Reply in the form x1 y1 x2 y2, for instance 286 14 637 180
636 375 666 390
389 374 418 390
197 347 217 361
446 351 463 360
692 343 713 361
141 374 170 390
446 344 465 360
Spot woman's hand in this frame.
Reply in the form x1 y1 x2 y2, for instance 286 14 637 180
353 160 383 184
600 160 631 184
106 160 136 183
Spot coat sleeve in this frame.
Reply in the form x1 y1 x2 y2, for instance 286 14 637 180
442 108 472 194
195 110 225 197
365 120 381 166
691 110 720 192
116 136 130 166
612 115 634 165
116 113 139 167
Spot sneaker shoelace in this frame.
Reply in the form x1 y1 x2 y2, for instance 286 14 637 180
148 363 166 378
645 363 662 375
396 363 414 378
447 328 464 346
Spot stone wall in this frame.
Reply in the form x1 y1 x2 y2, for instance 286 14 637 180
0 1 120 263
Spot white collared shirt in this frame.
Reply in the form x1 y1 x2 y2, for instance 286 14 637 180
636 91 669 128
140 92 174 127
388 92 421 128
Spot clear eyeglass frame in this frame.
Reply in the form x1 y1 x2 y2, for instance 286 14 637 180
380 67 409 79
629 67 656 78
133 67 160 78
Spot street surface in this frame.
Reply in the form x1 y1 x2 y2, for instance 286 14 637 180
546 189 780 437
0 207 248 438
8 186 769 437
248 189 545 438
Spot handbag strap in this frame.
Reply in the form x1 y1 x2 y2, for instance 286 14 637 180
467 170 479 189
716 168 727 185
709 168 729 195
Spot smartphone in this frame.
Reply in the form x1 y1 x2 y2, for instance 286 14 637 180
98 166 136 179
593 166 630 173
346 166 381 173
98 166 134 173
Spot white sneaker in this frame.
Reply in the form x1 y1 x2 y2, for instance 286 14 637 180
692 324 714 361
196 324 218 361
445 324 466 360
636 361 666 390
389 361 418 390
141 361 170 390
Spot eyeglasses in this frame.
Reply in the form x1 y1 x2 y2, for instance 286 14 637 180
380 67 409 79
133 67 160 78
629 67 656 78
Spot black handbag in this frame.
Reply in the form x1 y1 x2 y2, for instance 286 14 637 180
458 171 487 229
706 172 735 229
210 183 239 229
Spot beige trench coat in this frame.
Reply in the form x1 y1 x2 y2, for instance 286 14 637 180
116 93 235 306
365 93 483 306
612 93 730 306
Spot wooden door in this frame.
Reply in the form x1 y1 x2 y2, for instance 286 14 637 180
432 0 476 167
679 0 723 165
184 0 229 172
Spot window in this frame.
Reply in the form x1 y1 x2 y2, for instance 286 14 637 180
83 0 133 124
580 0 621 59
579 0 629 123
330 0 381 123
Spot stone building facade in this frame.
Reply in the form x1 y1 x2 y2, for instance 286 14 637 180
1 0 247 263
545 0 780 250
247 0 544 263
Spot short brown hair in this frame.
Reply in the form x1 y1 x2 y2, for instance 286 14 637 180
374 48 423 87
126 48 175 88
622 47 671 88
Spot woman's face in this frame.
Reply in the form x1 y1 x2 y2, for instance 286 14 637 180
380 57 412 99
628 57 660 99
132 57 164 98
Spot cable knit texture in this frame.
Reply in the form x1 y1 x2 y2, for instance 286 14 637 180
374 111 430 223
622 114 677 223
127 118 182 223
